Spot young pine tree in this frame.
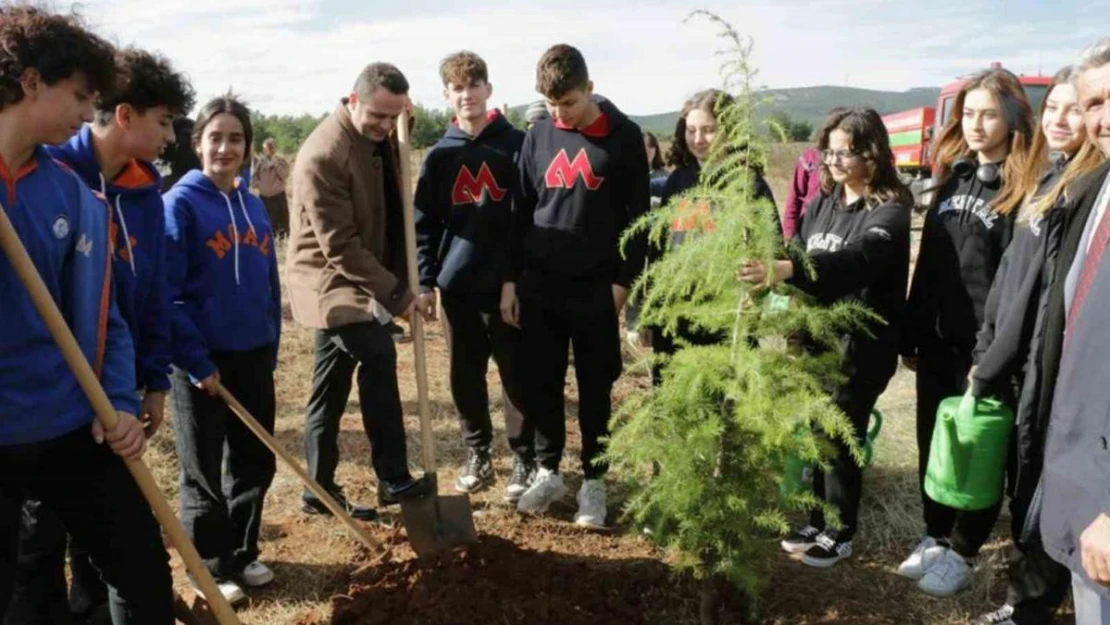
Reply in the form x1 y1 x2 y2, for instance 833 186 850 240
607 12 878 623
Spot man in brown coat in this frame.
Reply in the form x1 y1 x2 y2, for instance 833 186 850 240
287 62 429 520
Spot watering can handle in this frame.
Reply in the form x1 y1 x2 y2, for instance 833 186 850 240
958 389 977 422
867 409 883 441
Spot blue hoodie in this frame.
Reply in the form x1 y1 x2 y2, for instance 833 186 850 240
163 170 281 380
0 147 139 444
48 125 173 392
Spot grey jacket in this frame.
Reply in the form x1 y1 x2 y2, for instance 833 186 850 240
1040 161 1110 593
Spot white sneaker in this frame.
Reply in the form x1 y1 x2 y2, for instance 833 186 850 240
516 468 568 514
897 536 941 580
239 560 275 587
574 479 608 529
190 576 247 606
917 547 971 596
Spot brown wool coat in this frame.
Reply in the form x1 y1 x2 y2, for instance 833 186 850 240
286 101 413 329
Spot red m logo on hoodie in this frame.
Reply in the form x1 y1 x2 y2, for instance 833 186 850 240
544 148 604 191
452 162 507 205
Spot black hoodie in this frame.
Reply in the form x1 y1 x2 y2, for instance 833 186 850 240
414 110 524 303
903 165 1017 357
972 158 1069 398
789 187 912 386
508 98 650 292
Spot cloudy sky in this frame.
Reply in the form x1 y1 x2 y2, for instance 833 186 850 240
77 0 1102 117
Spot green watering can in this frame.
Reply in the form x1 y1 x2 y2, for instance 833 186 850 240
924 391 1014 511
781 409 883 497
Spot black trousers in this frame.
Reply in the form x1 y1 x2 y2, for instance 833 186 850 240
303 321 412 501
171 345 276 580
808 379 885 542
441 292 533 460
0 427 174 625
4 502 108 625
1005 529 1071 623
519 282 622 480
915 343 1002 558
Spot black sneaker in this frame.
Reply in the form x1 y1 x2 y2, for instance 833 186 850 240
780 525 822 554
973 604 1015 625
377 475 432 507
302 488 378 521
454 447 494 493
504 455 536 503
801 531 853 568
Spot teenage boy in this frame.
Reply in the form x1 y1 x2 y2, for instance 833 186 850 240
0 7 174 624
413 51 534 502
502 44 649 528
4 47 195 625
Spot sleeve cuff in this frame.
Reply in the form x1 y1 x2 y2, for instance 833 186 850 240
185 358 218 385
381 280 414 316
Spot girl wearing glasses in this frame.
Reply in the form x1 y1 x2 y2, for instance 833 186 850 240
739 107 912 569
898 68 1035 597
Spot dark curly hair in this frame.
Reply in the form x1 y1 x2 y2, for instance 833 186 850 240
0 5 116 111
816 107 913 207
536 44 588 99
95 47 195 125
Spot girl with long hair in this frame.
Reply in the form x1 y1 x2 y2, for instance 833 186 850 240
970 67 1103 625
644 89 777 366
899 68 1036 597
739 107 912 568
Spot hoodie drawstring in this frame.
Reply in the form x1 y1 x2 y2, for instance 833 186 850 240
100 174 136 276
220 190 258 286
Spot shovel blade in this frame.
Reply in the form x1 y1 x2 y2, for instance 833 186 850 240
400 491 477 557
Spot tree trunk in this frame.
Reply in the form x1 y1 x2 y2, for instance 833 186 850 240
699 574 721 625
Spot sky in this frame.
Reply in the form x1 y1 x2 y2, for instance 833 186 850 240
76 0 1105 117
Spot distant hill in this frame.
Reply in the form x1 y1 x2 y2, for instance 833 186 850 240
511 86 941 136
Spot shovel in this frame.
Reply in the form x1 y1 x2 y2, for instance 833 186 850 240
212 381 386 555
394 108 477 557
0 200 241 624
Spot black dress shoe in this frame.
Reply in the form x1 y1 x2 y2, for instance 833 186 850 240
377 475 432 507
302 490 378 521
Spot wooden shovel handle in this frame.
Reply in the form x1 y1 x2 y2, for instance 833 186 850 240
396 111 436 474
0 205 242 624
214 382 383 551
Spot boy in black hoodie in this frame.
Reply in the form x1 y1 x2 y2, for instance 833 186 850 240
502 44 649 528
414 51 534 503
